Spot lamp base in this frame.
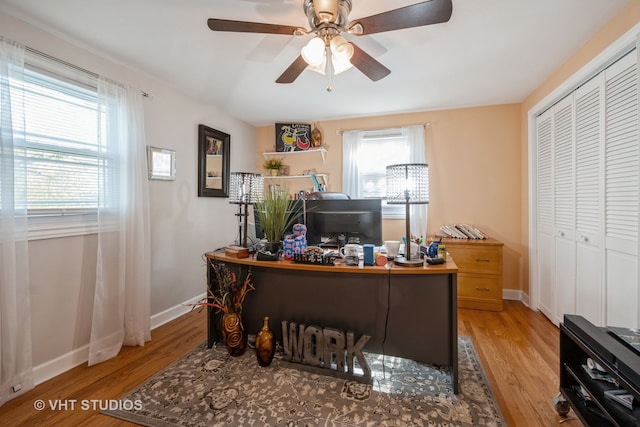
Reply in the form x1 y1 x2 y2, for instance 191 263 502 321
393 256 424 267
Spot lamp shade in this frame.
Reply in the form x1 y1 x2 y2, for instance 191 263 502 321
386 163 429 204
229 172 264 204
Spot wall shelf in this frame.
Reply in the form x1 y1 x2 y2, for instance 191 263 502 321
264 173 328 190
263 147 327 164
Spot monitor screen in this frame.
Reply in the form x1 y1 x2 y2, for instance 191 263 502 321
304 199 382 246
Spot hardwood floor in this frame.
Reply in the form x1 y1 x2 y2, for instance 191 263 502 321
0 301 582 426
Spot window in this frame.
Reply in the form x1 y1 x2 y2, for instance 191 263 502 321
9 52 105 238
342 126 425 219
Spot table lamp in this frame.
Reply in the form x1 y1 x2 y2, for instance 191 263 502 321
386 163 429 266
229 172 264 247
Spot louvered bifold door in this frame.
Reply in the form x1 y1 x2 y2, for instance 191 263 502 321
574 76 605 325
604 50 640 328
553 96 577 325
536 108 555 321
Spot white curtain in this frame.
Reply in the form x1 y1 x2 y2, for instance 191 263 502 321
0 38 34 406
342 125 427 235
88 78 150 366
407 125 427 238
341 130 363 198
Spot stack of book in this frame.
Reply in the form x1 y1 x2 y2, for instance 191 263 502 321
439 224 488 239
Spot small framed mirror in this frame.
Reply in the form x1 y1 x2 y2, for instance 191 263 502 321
198 124 230 197
147 146 176 180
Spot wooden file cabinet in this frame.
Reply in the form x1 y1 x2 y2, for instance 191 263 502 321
441 238 503 311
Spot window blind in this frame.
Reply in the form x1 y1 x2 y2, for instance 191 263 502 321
16 55 101 215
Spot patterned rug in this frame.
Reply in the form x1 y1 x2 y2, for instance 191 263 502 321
103 337 505 426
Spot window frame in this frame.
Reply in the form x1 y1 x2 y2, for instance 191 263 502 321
19 52 102 240
343 128 412 219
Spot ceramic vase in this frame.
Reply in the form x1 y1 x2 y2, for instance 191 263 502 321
270 168 279 176
222 312 247 357
255 316 275 367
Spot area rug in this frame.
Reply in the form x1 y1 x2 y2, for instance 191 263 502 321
103 337 505 426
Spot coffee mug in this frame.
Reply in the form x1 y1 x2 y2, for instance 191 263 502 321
384 240 401 258
340 244 361 258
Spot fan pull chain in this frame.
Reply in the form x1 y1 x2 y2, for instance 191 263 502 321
325 45 332 92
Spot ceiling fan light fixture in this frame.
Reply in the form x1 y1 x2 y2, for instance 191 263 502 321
301 36 326 66
329 35 353 59
307 54 327 75
332 53 353 75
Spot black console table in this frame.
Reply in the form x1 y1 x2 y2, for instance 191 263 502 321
560 315 640 426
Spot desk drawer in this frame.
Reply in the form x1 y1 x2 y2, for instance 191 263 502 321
458 274 501 300
447 246 501 274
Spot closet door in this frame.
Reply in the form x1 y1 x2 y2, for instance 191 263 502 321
574 76 605 325
536 109 555 321
604 51 639 328
553 96 577 325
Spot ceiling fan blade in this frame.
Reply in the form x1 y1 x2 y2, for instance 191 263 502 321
276 55 308 84
351 0 453 35
207 18 302 35
350 43 391 82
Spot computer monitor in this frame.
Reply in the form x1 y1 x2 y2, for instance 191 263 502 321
304 199 382 247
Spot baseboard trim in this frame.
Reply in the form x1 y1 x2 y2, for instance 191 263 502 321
32 293 206 386
502 289 530 307
150 293 206 330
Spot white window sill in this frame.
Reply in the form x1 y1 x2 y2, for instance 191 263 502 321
28 214 98 241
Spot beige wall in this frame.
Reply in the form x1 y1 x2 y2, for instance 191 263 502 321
519 1 640 295
257 104 523 291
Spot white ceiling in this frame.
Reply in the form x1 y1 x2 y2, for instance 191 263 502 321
0 0 631 126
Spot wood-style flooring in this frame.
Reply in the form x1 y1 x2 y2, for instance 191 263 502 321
0 300 582 426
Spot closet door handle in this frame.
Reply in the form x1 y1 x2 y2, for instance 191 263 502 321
475 287 491 291
475 258 491 263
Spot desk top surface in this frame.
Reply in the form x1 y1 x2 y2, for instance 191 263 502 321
205 251 458 275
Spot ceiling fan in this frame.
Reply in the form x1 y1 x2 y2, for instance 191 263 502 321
207 0 453 88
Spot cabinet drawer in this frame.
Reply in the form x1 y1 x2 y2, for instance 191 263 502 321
458 274 501 300
447 246 501 274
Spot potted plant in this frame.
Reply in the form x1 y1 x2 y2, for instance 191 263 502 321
254 190 301 253
263 157 284 176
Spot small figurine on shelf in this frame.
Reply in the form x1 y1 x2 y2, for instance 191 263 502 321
311 125 322 148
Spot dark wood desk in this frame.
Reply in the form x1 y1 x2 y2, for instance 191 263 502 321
205 251 459 392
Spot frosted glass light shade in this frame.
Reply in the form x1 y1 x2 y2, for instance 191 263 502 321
330 35 353 74
229 172 264 204
330 36 353 59
386 163 429 204
302 37 326 66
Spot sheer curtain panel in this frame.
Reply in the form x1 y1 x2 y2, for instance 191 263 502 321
407 125 427 238
342 125 427 235
88 77 150 366
0 38 34 406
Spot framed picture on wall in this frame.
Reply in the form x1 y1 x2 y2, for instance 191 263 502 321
147 146 176 180
198 124 230 197
275 123 312 152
